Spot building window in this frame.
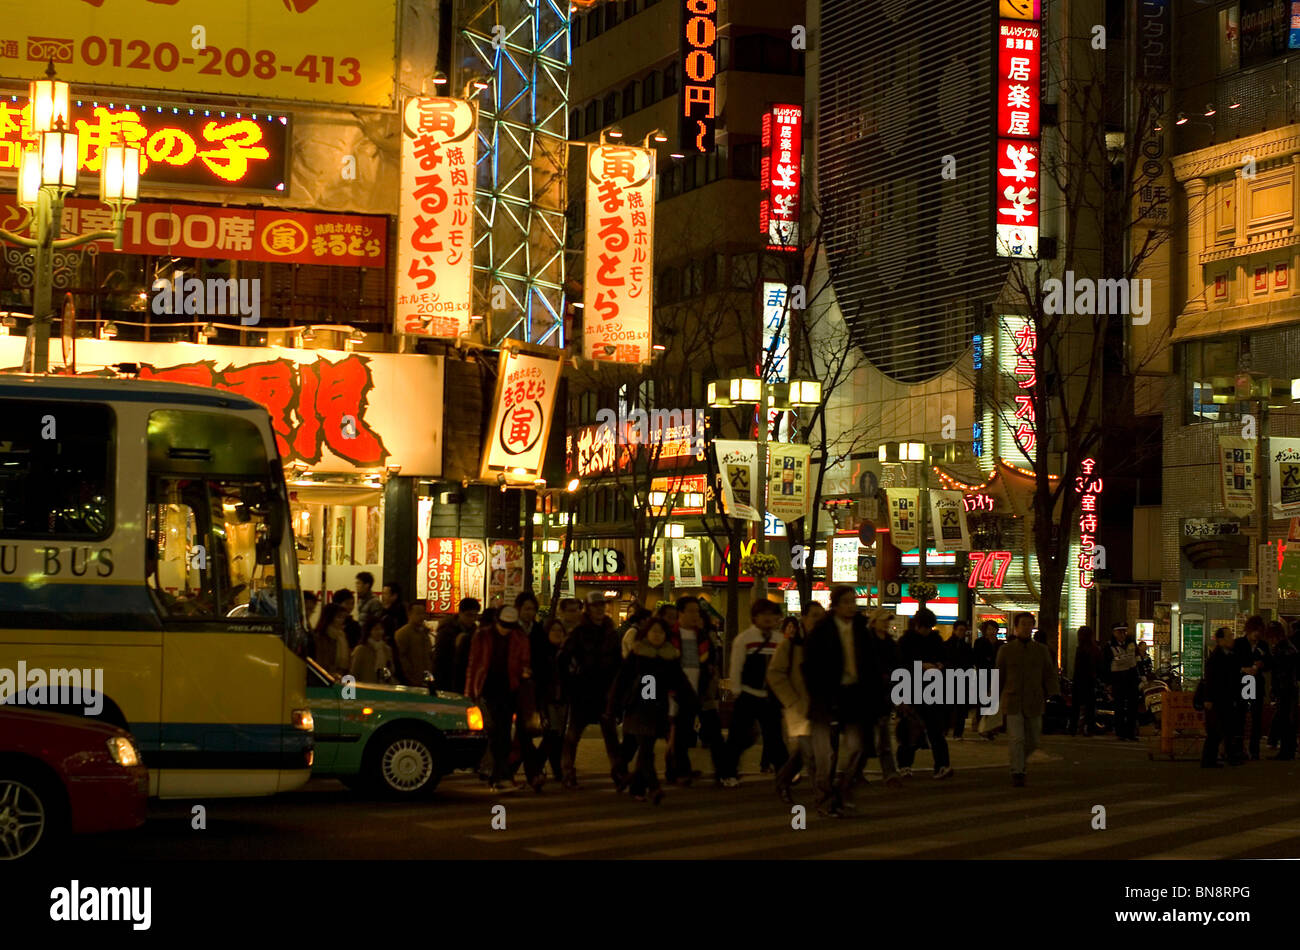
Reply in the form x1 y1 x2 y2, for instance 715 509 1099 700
660 266 680 302
685 260 703 297
683 155 697 190
663 63 678 96
584 101 598 135
1182 337 1240 425
587 9 602 41
731 33 803 75
624 0 638 19
731 252 758 289
643 70 660 106
568 108 581 137
572 14 583 49
702 253 721 292
606 2 621 28
622 81 638 117
603 92 618 126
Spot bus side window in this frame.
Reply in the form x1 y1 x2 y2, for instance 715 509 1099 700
147 479 217 618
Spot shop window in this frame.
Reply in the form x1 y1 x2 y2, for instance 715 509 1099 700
622 81 638 117
0 400 113 540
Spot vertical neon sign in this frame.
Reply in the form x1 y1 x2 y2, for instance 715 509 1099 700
994 2 1041 259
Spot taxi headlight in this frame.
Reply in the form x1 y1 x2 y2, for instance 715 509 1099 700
107 735 140 767
466 706 484 731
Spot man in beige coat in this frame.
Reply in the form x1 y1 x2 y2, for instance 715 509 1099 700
995 611 1059 786
767 620 811 805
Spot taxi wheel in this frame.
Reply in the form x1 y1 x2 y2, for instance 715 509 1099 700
365 727 442 800
0 765 66 862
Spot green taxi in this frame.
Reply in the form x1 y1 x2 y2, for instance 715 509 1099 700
306 658 487 799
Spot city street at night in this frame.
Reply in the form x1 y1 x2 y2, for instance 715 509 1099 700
2 0 1300 936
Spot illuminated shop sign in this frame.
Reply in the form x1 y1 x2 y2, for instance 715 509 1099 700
1076 457 1103 589
759 104 802 252
584 144 655 363
994 12 1041 259
0 97 289 192
395 97 477 339
0 194 387 268
967 550 1013 590
679 0 717 154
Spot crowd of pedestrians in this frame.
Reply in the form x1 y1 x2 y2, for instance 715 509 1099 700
307 575 1300 807
1199 615 1300 767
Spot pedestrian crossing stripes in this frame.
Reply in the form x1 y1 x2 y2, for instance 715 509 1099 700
1138 822 1300 860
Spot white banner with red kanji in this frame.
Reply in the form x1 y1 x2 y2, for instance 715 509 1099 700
396 97 476 339
480 344 564 479
584 144 654 364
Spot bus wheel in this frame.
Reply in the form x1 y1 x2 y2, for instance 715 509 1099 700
0 766 66 861
365 728 441 800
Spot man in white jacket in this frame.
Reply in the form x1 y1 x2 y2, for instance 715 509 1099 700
717 599 787 787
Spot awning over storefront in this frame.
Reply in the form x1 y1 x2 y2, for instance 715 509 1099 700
288 483 383 507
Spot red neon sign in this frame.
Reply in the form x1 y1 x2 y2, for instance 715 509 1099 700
968 551 1013 590
759 104 802 252
1075 457 1103 589
994 16 1041 259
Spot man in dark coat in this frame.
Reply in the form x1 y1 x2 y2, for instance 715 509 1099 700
560 592 628 790
1267 621 1298 760
1202 627 1244 767
434 597 480 692
897 607 952 778
803 585 878 818
1102 622 1140 740
1232 616 1269 760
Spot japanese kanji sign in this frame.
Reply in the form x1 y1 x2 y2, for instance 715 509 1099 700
1004 315 1037 460
760 105 802 252
424 538 486 615
1075 458 1103 590
584 144 655 364
886 488 920 553
0 338 444 475
396 97 477 339
714 440 760 522
1269 437 1300 518
0 1 397 108
0 98 288 192
767 443 810 523
679 0 718 154
0 194 386 268
1219 436 1257 517
929 489 971 552
994 14 1041 259
481 344 563 480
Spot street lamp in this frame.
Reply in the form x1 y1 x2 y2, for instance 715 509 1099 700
879 441 932 586
0 65 138 374
708 373 822 596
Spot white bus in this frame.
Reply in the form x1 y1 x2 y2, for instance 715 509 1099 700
0 374 314 798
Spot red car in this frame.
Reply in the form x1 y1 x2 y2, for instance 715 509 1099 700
0 707 148 860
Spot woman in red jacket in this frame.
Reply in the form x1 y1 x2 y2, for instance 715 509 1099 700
466 606 537 792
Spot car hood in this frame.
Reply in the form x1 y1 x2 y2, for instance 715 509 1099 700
322 680 475 707
0 706 131 740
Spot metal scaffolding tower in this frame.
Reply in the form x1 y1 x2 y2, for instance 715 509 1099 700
456 0 570 348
